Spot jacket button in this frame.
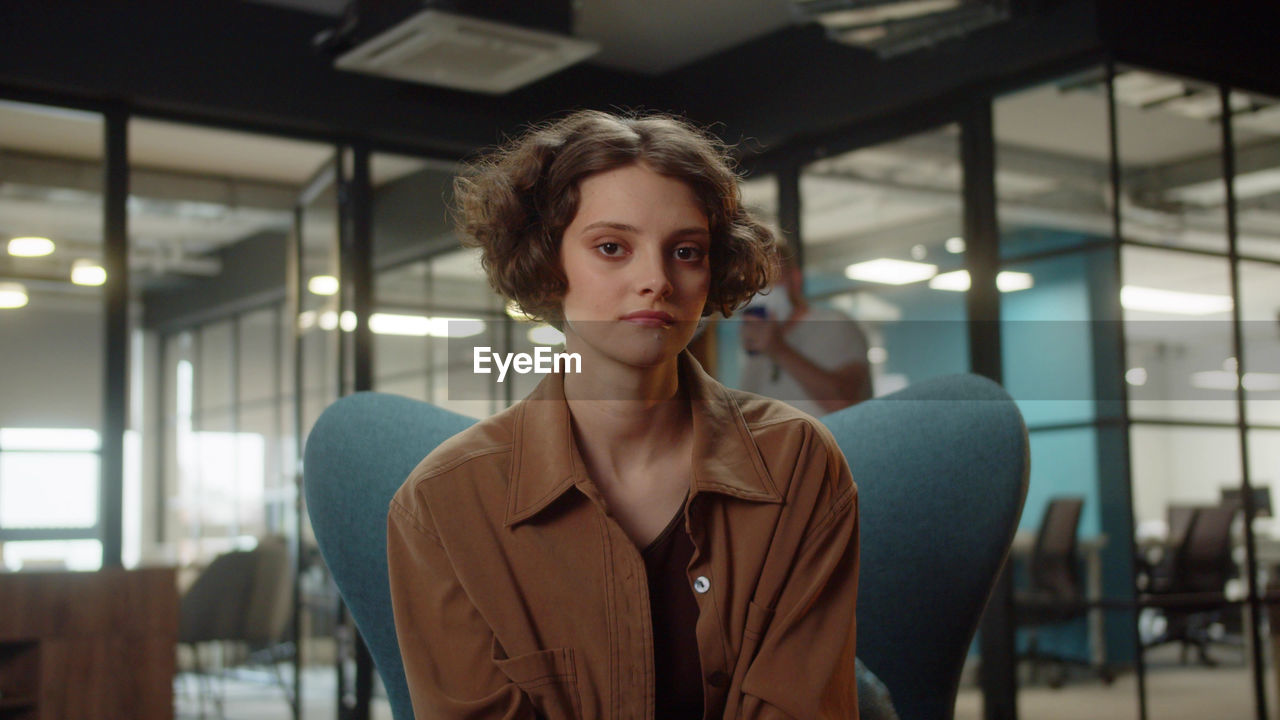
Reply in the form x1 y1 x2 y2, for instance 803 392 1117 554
708 670 730 688
693 575 711 594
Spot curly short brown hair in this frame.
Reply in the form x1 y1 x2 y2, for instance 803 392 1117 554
453 109 779 325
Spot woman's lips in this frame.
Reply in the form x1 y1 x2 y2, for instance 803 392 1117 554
621 310 676 327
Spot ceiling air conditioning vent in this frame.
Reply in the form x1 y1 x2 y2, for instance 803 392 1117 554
335 10 599 95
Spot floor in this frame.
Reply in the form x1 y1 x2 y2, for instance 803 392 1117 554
174 666 393 720
956 643 1264 720
179 644 1265 720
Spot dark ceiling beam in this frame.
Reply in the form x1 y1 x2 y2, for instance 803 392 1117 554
3 0 1278 171
1101 0 1280 99
0 0 659 159
723 0 1103 172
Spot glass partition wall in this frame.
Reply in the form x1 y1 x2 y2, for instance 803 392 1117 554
3 61 1279 720
0 100 105 571
959 67 1279 720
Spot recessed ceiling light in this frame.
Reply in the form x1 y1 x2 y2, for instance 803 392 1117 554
0 282 29 309
1120 286 1233 316
910 244 927 260
8 237 55 257
996 271 1034 292
845 258 937 285
308 275 339 296
1126 367 1148 386
945 236 966 254
70 259 106 286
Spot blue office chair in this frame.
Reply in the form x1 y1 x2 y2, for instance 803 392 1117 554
305 373 1027 720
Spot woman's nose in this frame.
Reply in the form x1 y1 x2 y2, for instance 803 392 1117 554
635 250 673 299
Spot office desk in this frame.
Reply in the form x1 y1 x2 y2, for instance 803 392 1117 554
1011 532 1109 668
0 567 177 720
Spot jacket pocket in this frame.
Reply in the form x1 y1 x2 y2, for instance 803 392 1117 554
492 643 583 719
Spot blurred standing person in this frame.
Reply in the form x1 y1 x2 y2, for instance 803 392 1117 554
740 253 871 416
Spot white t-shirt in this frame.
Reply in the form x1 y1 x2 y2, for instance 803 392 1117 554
739 305 870 418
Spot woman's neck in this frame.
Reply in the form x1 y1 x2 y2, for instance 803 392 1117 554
561 351 692 482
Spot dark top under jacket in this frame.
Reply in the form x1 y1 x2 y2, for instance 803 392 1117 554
643 502 703 719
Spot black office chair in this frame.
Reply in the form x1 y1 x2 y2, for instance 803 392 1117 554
1142 504 1239 666
177 537 296 718
1140 504 1198 594
1014 496 1098 687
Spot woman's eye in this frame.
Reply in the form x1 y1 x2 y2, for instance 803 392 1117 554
674 246 706 261
596 242 623 257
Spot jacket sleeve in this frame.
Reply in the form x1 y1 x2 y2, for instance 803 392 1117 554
387 493 538 720
731 425 861 720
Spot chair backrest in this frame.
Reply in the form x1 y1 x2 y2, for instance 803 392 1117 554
1029 497 1084 598
1166 504 1198 549
180 549 259 644
1181 504 1237 592
822 374 1028 720
243 536 293 646
305 374 1028 720
180 539 291 646
305 394 476 720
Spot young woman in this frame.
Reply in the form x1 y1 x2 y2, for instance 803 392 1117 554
387 110 860 720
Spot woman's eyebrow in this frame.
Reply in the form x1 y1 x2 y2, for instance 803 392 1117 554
579 221 638 234
671 227 711 238
578 222 709 238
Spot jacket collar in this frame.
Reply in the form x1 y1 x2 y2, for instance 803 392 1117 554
505 350 782 528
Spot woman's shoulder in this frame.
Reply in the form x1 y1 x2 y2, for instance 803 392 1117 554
725 385 825 433
394 401 523 507
722 387 846 465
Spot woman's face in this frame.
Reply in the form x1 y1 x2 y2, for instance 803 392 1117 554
558 162 711 372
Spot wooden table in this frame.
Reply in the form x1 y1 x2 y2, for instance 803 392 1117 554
0 567 177 720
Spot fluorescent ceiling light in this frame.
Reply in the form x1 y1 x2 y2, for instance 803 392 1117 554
528 325 566 346
817 0 961 28
8 236 54 257
1120 286 1233 316
928 270 970 292
70 259 106 286
1190 370 1280 392
1167 168 1280 206
368 313 486 338
308 275 339 296
0 428 100 451
845 258 937 285
927 270 1034 292
0 282 29 309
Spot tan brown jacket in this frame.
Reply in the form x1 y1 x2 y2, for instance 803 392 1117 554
388 352 860 719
